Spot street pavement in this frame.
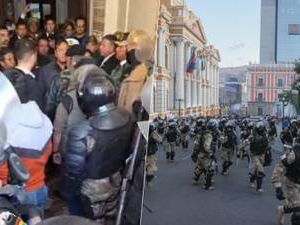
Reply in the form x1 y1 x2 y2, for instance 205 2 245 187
142 127 287 225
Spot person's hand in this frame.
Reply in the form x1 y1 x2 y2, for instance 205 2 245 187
53 152 62 165
23 4 30 14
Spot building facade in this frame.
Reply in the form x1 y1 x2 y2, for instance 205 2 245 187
260 0 300 64
152 0 221 117
247 64 297 116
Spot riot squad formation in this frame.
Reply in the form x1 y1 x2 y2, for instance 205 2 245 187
147 114 300 225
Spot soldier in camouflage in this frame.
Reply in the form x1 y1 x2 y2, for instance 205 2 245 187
272 137 300 225
192 119 217 190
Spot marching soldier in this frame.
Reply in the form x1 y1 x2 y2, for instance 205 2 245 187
192 119 216 190
272 137 300 225
248 121 269 192
146 123 162 186
220 120 237 176
165 121 179 162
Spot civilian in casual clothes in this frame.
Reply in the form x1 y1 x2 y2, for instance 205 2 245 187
9 19 27 49
0 26 10 48
0 47 16 72
62 20 75 39
38 39 68 93
99 34 119 75
41 16 60 54
118 30 152 117
75 17 89 48
0 75 53 220
86 35 101 65
4 39 45 110
36 35 52 68
27 17 39 40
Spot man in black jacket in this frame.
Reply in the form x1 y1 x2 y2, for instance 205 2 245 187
37 39 68 94
99 34 119 75
4 39 45 111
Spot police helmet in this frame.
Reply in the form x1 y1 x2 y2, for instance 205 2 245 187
247 121 254 129
196 118 206 127
207 119 218 130
169 122 177 129
77 72 115 116
291 119 298 126
149 122 156 133
255 121 266 134
225 120 235 129
292 211 300 225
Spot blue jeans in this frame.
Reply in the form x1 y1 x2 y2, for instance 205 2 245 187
23 185 48 218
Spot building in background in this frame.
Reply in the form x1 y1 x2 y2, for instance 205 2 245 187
151 0 221 117
247 64 297 116
260 0 300 64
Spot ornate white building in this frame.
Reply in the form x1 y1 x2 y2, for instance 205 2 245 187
152 0 221 117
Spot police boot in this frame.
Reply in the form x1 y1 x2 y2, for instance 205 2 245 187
221 162 228 175
256 176 263 192
170 151 175 162
166 152 170 160
249 173 256 188
203 171 214 190
146 175 155 184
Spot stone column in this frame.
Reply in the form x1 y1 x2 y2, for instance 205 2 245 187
174 38 185 108
158 28 165 67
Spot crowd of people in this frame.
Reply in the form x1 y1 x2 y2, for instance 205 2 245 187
0 6 153 225
148 114 300 225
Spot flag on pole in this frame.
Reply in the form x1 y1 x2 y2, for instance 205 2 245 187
198 49 206 71
186 47 197 73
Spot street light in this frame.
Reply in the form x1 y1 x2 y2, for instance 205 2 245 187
279 93 289 117
176 98 184 117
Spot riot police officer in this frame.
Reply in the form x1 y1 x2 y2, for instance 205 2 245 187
249 121 269 192
61 71 133 224
238 121 253 161
180 120 190 149
146 123 162 186
272 136 300 225
192 119 216 190
220 120 237 176
165 121 179 162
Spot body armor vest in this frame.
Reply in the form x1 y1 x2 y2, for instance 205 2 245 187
250 134 268 155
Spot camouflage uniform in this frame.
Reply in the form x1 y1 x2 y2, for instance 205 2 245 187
165 126 179 161
220 129 237 175
193 130 215 190
146 130 162 184
272 149 300 213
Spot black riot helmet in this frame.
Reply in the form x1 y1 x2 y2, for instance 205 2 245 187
225 120 235 131
207 119 218 131
292 211 300 225
255 121 266 135
149 122 156 133
196 118 206 127
77 72 116 117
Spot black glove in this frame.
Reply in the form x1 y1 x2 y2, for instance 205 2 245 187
276 187 285 200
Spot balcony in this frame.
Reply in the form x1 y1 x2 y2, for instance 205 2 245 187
255 97 265 102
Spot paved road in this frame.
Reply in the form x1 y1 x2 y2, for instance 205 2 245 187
142 127 287 225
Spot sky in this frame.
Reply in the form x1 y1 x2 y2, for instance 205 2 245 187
188 0 261 68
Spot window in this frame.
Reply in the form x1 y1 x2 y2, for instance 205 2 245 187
257 93 263 101
277 78 284 87
288 24 300 35
258 78 264 87
178 9 183 16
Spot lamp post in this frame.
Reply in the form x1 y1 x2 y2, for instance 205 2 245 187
279 93 289 118
176 98 184 117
